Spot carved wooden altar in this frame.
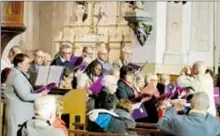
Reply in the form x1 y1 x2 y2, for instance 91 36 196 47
1 2 26 56
54 2 133 63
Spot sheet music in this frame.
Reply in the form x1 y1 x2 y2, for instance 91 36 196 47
132 102 142 110
103 63 113 71
47 66 64 85
34 66 50 86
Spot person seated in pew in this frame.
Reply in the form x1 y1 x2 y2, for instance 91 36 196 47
157 74 175 94
157 92 220 136
96 47 110 66
112 46 133 70
43 52 52 66
110 67 120 81
59 68 74 89
114 99 136 134
17 96 66 136
95 75 118 109
82 46 94 60
28 49 45 84
51 44 75 71
133 72 146 94
145 73 161 97
29 49 45 74
115 65 138 101
87 93 127 134
1 46 22 71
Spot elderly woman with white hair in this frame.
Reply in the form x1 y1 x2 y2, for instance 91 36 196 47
95 75 118 108
17 96 66 136
177 61 216 117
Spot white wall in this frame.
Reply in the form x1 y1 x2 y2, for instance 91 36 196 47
131 2 157 64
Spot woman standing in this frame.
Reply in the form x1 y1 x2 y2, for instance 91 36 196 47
4 53 47 136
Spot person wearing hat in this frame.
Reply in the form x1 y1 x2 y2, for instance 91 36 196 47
87 93 127 134
17 95 66 136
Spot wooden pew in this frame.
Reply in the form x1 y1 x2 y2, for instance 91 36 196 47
72 122 87 130
72 122 158 130
128 128 165 136
71 122 165 136
136 122 157 129
48 88 87 130
68 129 142 136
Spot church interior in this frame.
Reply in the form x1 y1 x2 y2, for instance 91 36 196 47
1 1 220 136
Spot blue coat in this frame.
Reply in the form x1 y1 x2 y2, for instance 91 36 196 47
157 107 220 136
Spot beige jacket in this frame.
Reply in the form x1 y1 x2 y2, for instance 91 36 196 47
177 74 216 116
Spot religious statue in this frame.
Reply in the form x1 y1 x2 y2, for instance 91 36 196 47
120 2 134 24
73 2 88 39
124 1 153 46
75 2 87 25
128 21 152 46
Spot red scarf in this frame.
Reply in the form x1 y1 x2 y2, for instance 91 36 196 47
120 79 139 98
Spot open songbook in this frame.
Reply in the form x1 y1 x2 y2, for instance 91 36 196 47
31 66 64 93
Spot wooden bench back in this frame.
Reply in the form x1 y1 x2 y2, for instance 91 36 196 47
68 130 141 136
136 122 157 129
128 128 165 136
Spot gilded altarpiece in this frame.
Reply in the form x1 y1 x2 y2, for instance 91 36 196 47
54 2 133 62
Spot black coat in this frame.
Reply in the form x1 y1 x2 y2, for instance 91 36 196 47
51 56 75 70
116 79 135 100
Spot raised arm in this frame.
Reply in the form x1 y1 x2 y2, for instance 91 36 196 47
157 107 177 135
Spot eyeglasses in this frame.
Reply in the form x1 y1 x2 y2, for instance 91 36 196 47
100 53 108 56
62 51 72 55
34 54 44 59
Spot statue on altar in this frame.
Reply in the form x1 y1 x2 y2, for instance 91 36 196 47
75 1 87 25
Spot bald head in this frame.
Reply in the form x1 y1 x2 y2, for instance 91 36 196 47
191 92 209 111
192 61 207 75
97 47 108 62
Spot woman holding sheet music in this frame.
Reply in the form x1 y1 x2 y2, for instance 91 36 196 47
3 53 47 136
76 60 104 112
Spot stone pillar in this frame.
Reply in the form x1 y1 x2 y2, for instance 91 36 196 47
188 2 214 67
163 2 184 65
